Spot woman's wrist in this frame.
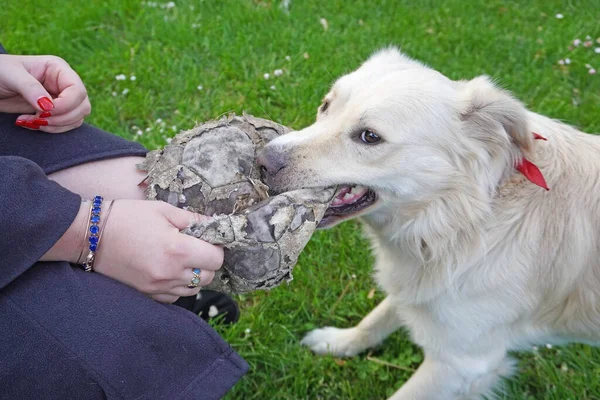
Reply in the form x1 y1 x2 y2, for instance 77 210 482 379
39 200 91 264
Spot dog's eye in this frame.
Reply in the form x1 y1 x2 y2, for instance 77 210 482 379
319 101 330 113
360 130 381 144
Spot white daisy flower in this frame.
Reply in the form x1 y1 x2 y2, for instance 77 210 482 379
270 85 276 90
263 73 270 79
303 52 310 59
558 59 565 65
573 39 581 47
280 0 291 12
197 85 203 90
122 88 130 95
274 69 283 77
130 75 136 81
156 118 163 123
319 17 329 30
595 48 600 54
245 328 251 334
590 68 597 75
546 343 553 349
136 130 143 136
555 13 564 19
115 74 126 81
285 55 291 61
564 58 571 65
166 137 172 144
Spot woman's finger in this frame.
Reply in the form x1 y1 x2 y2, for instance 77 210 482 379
168 285 203 298
177 234 224 271
51 84 89 117
38 119 84 134
152 294 180 304
5 62 54 113
42 58 88 117
163 205 209 230
171 269 216 290
0 96 36 114
16 98 90 133
39 97 91 127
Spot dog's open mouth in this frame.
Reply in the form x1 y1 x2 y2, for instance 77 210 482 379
318 185 377 228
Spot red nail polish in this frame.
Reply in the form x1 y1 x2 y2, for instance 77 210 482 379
15 119 27 127
24 121 40 129
32 118 49 126
39 111 52 118
37 97 54 111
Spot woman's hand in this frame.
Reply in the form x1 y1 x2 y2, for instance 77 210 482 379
0 54 91 133
41 200 223 303
94 200 223 303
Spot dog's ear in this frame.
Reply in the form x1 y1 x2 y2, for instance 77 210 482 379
458 76 532 155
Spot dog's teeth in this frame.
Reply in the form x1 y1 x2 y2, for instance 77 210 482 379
350 185 365 195
343 193 354 201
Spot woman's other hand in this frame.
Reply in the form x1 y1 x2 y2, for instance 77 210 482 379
0 54 91 133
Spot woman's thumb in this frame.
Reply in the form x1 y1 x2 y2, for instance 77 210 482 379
11 66 54 112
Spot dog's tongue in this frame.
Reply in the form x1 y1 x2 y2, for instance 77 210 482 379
331 186 368 206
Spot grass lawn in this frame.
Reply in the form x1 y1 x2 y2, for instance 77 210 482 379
3 0 600 398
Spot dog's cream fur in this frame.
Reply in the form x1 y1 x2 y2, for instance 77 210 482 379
259 48 600 399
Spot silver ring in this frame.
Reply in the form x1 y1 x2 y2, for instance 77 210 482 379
187 268 201 288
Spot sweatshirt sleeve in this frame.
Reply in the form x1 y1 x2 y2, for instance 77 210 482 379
0 156 81 289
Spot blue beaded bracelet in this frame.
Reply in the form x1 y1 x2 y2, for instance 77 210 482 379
82 196 103 271
81 196 115 272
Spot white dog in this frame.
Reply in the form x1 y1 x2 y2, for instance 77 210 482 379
257 48 600 399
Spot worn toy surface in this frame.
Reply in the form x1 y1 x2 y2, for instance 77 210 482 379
138 115 335 293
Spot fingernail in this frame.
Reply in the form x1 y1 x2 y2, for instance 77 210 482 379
39 111 52 118
15 119 27 127
24 121 40 130
37 97 54 111
32 118 49 126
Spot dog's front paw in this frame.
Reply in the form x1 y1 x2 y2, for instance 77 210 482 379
300 327 369 357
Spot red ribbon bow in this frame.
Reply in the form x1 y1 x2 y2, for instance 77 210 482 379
515 132 549 191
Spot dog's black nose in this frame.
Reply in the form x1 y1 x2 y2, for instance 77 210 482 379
257 148 287 177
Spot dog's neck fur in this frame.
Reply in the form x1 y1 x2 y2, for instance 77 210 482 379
362 190 488 304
